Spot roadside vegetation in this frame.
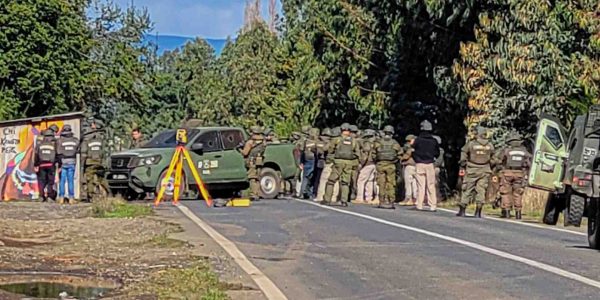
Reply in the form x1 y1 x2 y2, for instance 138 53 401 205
91 197 153 218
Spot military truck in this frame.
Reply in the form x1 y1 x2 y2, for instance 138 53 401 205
106 127 297 200
528 106 600 249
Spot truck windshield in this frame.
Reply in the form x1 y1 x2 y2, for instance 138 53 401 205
142 129 200 148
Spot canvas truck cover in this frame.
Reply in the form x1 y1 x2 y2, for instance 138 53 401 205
0 112 84 201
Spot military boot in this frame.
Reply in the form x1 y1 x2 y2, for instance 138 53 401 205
475 204 483 218
515 211 522 220
501 209 509 218
456 206 466 217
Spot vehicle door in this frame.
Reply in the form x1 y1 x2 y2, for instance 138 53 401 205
186 130 225 184
219 129 249 182
528 116 568 191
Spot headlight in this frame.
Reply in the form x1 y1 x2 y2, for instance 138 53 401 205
132 155 162 167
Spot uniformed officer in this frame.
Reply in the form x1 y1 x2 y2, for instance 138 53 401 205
240 126 267 200
80 119 109 202
313 128 330 199
323 123 361 206
35 129 58 202
290 131 302 196
294 127 310 197
315 127 340 202
401 134 417 205
356 129 378 204
130 128 147 149
300 128 320 199
264 128 280 144
57 125 80 204
349 125 361 202
373 126 403 209
457 126 495 218
498 132 531 219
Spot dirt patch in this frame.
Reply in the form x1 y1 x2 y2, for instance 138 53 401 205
0 201 236 299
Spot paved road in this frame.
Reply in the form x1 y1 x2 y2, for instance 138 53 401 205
183 199 600 300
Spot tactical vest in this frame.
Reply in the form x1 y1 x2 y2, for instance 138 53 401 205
376 138 398 162
505 146 528 169
37 139 56 164
361 140 375 164
59 137 79 165
249 140 266 166
468 140 493 165
86 137 104 164
335 136 356 160
303 139 318 161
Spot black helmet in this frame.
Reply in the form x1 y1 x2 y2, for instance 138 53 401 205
383 125 395 134
62 124 72 132
49 124 59 133
506 132 522 143
42 129 54 137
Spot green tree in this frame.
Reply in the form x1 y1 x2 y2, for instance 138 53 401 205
0 0 92 119
452 0 600 140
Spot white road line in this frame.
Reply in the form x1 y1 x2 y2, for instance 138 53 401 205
435 208 587 236
177 204 288 300
296 199 600 290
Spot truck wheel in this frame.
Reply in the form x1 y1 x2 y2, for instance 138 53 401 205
564 194 585 227
543 194 562 225
260 168 281 199
156 169 186 202
587 199 600 249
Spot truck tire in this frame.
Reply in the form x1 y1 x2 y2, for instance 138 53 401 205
587 199 600 249
156 169 186 202
543 194 562 225
564 194 585 227
260 168 281 199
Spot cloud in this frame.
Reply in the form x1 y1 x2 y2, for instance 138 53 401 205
112 0 281 38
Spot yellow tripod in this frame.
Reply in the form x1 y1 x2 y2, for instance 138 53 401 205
154 129 213 207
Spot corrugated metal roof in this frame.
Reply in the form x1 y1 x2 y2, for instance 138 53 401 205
0 112 85 126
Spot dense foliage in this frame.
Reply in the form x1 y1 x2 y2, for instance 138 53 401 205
1 0 598 184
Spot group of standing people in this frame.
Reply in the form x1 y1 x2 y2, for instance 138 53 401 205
34 121 147 203
291 121 443 210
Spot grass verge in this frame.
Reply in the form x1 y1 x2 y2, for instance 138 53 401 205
91 197 153 218
129 260 230 300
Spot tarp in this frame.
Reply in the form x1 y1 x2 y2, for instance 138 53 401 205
0 112 84 201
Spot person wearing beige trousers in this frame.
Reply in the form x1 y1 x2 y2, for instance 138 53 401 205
411 121 440 211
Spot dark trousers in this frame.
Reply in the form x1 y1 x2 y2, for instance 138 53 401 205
301 159 315 198
313 162 324 197
37 167 56 201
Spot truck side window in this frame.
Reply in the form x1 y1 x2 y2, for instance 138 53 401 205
545 126 563 149
221 130 245 150
196 131 222 152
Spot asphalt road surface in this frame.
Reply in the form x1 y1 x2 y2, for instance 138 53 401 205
183 199 600 300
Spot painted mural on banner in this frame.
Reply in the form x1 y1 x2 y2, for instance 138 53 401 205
0 118 81 201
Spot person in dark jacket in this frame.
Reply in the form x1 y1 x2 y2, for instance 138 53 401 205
412 120 440 211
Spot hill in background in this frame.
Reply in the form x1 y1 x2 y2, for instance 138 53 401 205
144 34 228 55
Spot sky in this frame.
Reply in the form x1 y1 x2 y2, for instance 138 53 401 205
114 0 281 39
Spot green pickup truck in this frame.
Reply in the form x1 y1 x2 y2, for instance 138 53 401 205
106 127 297 200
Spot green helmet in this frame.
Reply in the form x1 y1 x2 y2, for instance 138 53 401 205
341 123 351 131
476 126 487 138
42 129 54 137
349 125 359 133
362 129 376 138
506 132 522 143
331 127 342 137
383 125 395 134
291 131 301 139
420 120 433 131
250 126 263 134
264 128 273 136
301 125 311 135
322 128 332 137
405 134 416 141
309 127 320 138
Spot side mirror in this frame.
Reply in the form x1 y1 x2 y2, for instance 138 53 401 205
191 143 204 151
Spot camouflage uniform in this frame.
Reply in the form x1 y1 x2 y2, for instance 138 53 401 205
458 127 495 218
80 120 109 202
241 126 267 200
498 133 531 219
373 126 403 209
294 126 311 197
349 125 361 201
313 128 329 199
265 128 281 144
355 129 378 203
323 124 360 206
